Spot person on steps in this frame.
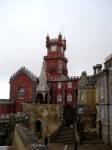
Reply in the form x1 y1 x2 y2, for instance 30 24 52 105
45 136 48 147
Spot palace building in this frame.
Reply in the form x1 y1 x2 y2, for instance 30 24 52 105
0 33 112 147
0 33 78 114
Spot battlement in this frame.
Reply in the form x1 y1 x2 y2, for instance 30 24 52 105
46 33 66 50
10 67 38 82
47 75 80 82
0 99 14 104
78 80 96 86
0 112 26 123
50 38 58 43
68 76 80 79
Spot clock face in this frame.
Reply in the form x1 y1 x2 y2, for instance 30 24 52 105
51 46 57 52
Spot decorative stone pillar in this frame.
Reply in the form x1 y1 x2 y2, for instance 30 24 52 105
52 88 55 104
63 88 66 104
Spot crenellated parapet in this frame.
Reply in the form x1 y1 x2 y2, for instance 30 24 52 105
9 67 38 83
47 75 80 82
78 71 96 89
78 79 96 89
46 33 66 50
0 99 15 105
68 76 80 80
78 84 96 90
0 112 26 122
78 79 96 86
50 38 58 43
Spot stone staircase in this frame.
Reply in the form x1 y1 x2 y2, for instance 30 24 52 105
52 127 76 144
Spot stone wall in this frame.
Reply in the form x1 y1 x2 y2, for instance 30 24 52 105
22 104 62 138
13 124 46 150
78 88 96 107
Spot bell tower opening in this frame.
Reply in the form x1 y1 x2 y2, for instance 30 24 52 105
36 93 44 104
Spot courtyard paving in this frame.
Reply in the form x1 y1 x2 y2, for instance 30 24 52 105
47 142 112 150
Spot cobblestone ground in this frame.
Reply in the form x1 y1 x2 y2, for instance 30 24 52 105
47 143 112 150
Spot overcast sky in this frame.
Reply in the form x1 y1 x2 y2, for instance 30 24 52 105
0 0 112 99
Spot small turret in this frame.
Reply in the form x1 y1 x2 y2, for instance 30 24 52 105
46 34 50 48
58 32 62 45
63 37 66 50
81 71 87 80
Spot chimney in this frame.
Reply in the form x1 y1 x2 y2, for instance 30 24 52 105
93 64 102 75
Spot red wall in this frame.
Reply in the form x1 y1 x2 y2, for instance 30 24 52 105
10 72 35 113
49 80 78 108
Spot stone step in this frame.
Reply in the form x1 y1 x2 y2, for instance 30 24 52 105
53 137 76 144
81 139 103 144
52 126 76 144
55 133 75 140
60 129 74 135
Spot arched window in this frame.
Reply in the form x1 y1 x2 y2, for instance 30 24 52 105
80 92 84 101
100 85 104 99
57 94 62 101
58 82 61 88
51 63 55 68
67 94 72 101
19 88 25 99
58 59 62 70
68 82 72 88
101 107 104 118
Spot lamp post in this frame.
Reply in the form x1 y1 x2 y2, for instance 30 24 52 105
25 116 28 128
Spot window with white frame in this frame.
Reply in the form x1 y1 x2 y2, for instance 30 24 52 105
68 82 72 88
19 88 25 99
58 59 62 70
57 94 62 101
58 82 61 88
80 92 84 101
101 107 104 118
67 94 72 101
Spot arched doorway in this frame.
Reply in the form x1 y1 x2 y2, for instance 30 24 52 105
35 120 41 138
35 120 41 132
36 93 44 104
45 93 48 104
99 120 102 139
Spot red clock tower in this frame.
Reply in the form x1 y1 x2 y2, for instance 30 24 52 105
44 33 68 79
43 33 78 108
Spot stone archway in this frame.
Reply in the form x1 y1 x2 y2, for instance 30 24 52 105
35 120 41 132
36 93 44 104
99 120 102 139
35 120 41 138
